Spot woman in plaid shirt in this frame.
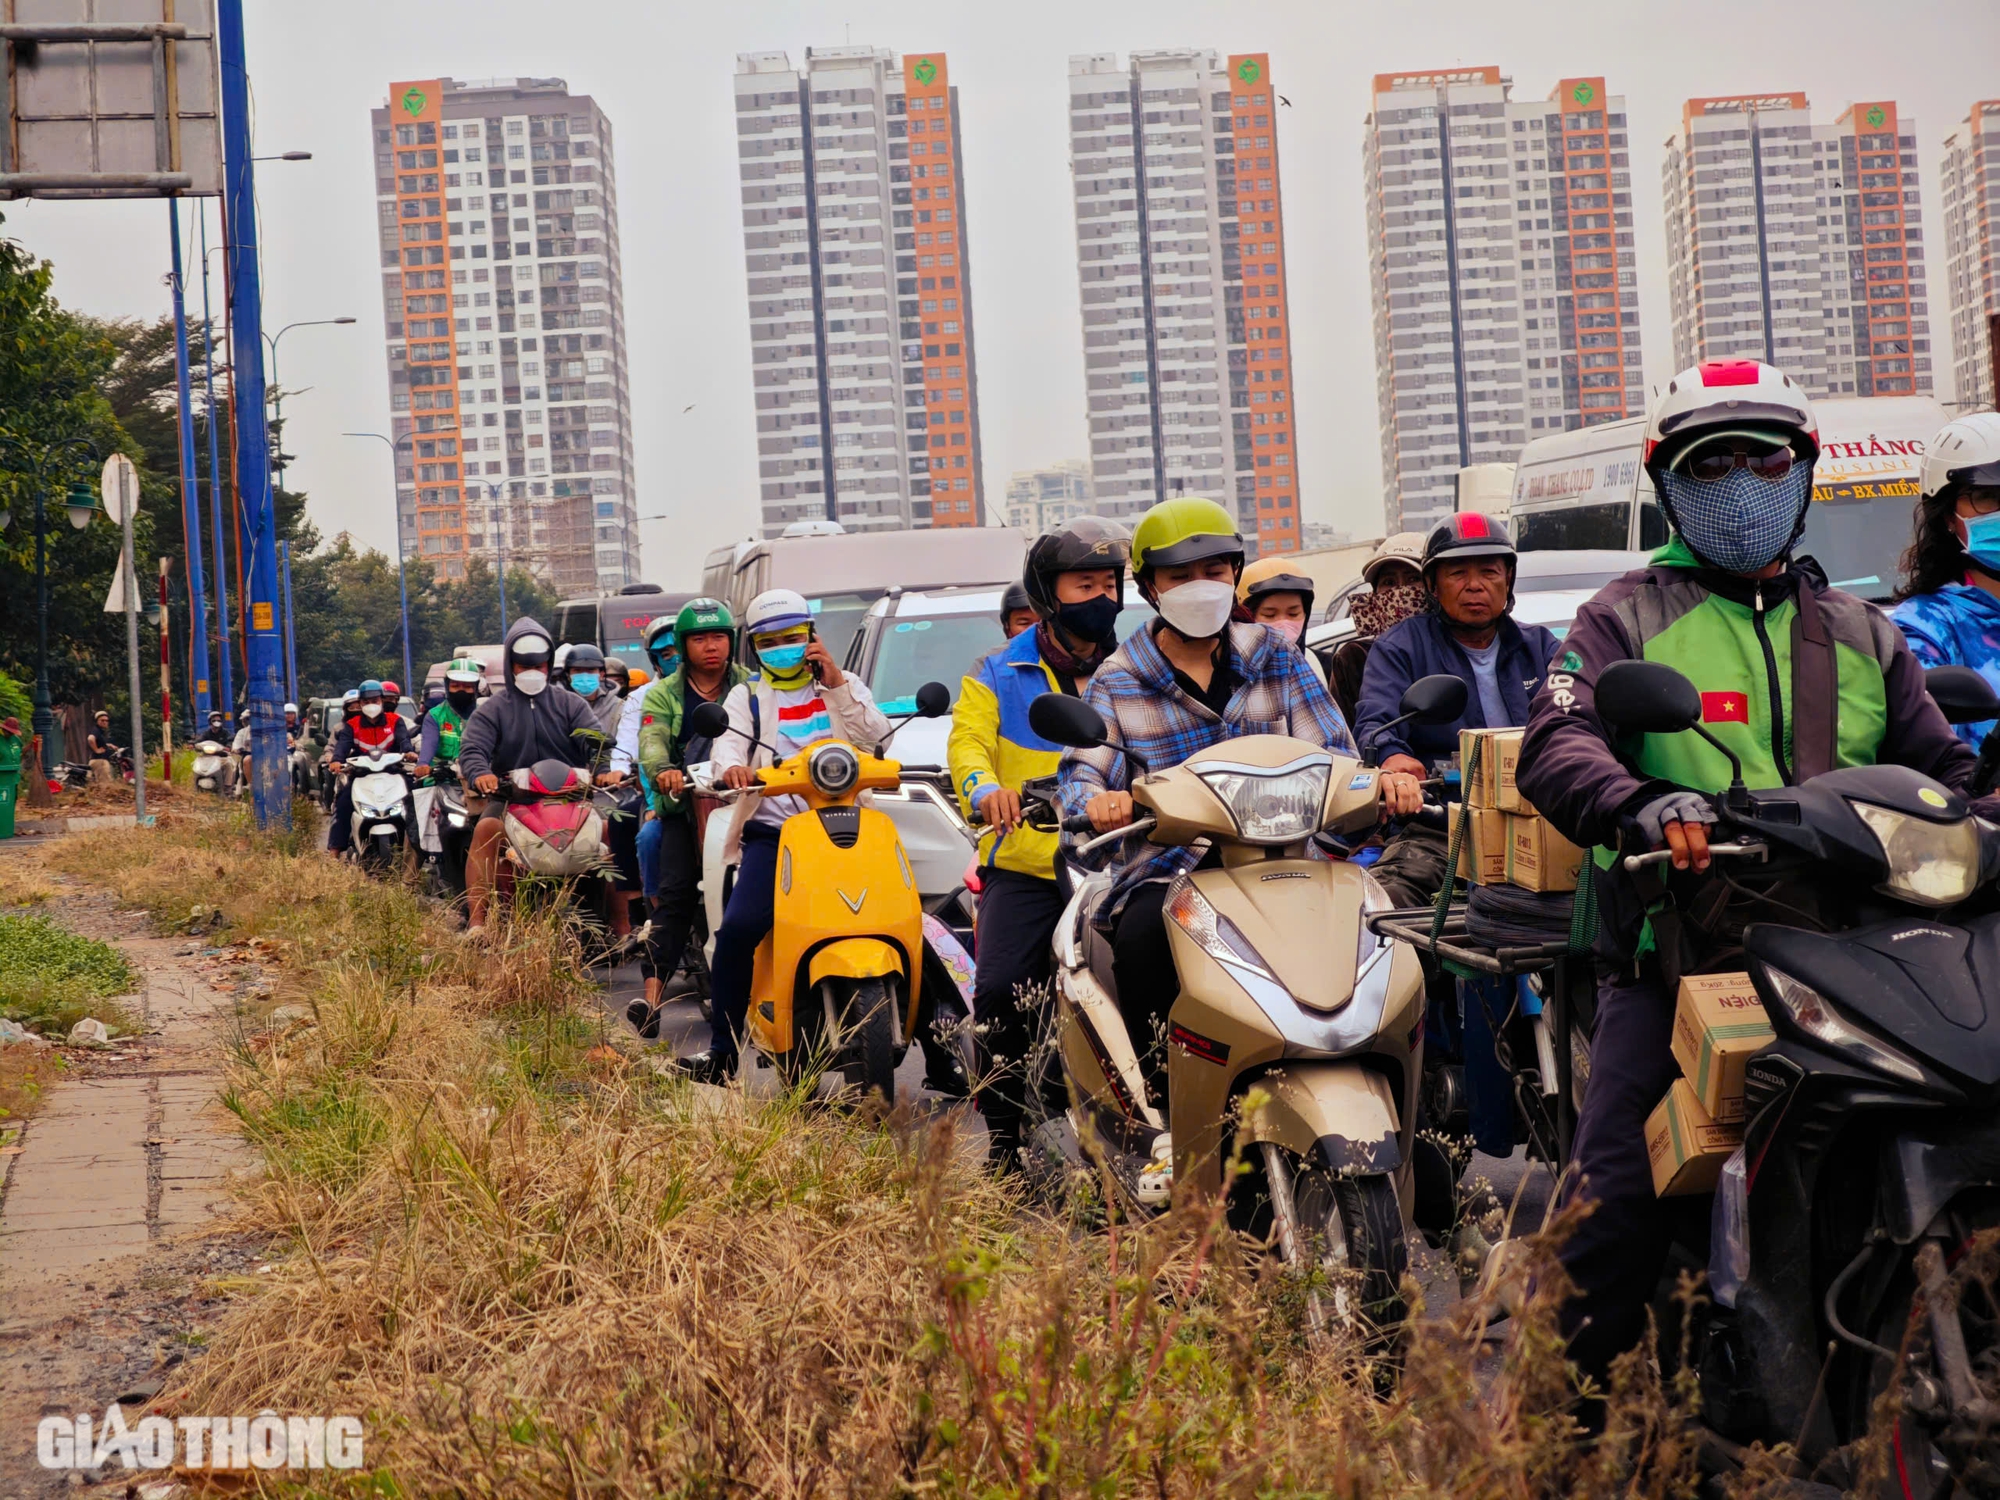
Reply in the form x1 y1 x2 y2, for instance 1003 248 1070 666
1058 498 1423 1096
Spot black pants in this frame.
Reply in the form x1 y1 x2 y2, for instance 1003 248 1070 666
1369 820 1451 910
972 868 1068 1142
1110 883 1177 1096
646 812 702 986
1558 963 1708 1386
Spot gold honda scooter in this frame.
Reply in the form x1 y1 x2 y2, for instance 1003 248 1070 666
1027 676 1467 1332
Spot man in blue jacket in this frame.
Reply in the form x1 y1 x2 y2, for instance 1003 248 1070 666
1354 512 1559 1156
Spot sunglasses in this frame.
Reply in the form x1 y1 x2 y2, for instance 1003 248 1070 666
1677 443 1798 484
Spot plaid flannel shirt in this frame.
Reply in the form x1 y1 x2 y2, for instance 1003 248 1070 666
1057 621 1355 918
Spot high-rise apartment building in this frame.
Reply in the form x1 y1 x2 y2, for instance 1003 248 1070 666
1004 459 1094 534
1663 94 1931 401
735 46 986 537
1942 101 2000 411
371 77 638 593
1365 69 1644 534
1067 50 1303 553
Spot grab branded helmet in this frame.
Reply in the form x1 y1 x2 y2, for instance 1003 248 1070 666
1130 496 1243 578
673 596 736 647
1921 412 2000 505
444 657 485 689
1022 515 1131 618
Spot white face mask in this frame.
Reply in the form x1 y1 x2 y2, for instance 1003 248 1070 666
514 669 549 697
1263 618 1305 645
361 703 383 720
1155 578 1237 640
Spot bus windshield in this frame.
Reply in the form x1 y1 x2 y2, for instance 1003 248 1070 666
1798 494 1913 603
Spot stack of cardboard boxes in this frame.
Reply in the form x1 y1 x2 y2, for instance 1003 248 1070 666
1454 728 1586 892
1646 972 1777 1195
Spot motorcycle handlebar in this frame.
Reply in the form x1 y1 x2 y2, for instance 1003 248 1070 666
1620 839 1768 873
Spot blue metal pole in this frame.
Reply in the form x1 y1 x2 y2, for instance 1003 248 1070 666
217 0 286 827
281 539 298 705
169 198 213 730
200 208 233 716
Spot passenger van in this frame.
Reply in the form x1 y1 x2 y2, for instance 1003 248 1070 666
554 585 693 672
699 523 1028 665
1509 397 1949 602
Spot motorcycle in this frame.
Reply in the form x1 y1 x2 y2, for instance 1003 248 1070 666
1578 658 2000 1490
1025 676 1468 1336
683 683 953 1102
190 738 239 797
496 758 612 878
346 749 415 873
417 762 475 898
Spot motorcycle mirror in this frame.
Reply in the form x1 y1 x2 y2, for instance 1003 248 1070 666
1399 674 1469 725
1924 664 2000 726
914 681 951 719
1595 659 1703 734
687 701 732 740
1028 692 1109 750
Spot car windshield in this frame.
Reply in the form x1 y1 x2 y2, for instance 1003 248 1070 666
872 603 1154 712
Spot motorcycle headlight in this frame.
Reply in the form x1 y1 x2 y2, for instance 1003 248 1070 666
1192 754 1332 845
1849 800 1979 907
1759 965 1926 1085
808 743 860 797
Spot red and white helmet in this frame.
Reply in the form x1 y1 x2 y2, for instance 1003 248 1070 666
1643 360 1819 480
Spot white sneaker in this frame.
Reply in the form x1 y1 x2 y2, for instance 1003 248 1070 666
1135 1134 1174 1207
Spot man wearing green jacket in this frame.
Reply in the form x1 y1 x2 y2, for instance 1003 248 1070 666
629 598 752 1035
1517 358 1980 1414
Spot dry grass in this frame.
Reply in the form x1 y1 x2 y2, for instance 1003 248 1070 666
53 807 1825 1498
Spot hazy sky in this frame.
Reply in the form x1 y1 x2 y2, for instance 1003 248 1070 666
9 0 1996 590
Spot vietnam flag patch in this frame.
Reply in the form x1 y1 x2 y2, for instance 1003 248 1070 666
1701 691 1750 725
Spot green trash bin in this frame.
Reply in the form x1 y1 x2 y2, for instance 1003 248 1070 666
0 770 16 839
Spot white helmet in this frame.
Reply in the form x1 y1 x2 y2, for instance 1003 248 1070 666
283 702 297 715
1643 359 1819 480
552 642 574 672
1921 412 2000 503
743 587 813 638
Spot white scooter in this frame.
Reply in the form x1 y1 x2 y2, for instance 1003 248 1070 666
347 750 415 873
190 738 239 797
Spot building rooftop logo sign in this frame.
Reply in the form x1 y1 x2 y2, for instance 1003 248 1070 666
401 87 427 118
1237 58 1262 84
912 58 937 85
1866 105 1887 127
1572 81 1595 105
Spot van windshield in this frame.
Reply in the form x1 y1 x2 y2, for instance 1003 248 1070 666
1516 502 1629 551
1798 495 1911 602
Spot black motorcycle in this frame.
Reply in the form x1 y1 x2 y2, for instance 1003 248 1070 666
1589 658 2000 1493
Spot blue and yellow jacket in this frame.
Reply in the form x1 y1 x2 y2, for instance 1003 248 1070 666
948 628 1067 880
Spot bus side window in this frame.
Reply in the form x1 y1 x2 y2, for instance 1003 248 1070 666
1638 500 1668 550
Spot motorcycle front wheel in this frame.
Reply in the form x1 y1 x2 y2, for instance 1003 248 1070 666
830 976 897 1106
1270 1146 1409 1343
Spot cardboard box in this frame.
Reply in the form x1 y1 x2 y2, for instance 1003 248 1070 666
1505 814 1585 892
1647 1077 1744 1196
1457 728 1509 808
1671 971 1775 1123
1494 732 1535 815
1453 806 1509 884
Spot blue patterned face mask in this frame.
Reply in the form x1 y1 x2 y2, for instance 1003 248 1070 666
1660 464 1814 574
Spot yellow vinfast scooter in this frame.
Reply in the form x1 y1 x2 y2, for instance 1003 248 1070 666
687 684 951 1102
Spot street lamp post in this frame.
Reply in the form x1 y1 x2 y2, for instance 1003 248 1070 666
262 317 354 493
343 431 416 690
482 482 510 636
0 434 101 777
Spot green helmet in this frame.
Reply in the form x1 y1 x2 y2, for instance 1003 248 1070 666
444 656 484 686
1130 495 1244 575
674 596 735 642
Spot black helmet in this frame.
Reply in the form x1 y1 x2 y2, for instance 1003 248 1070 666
1022 515 1132 620
998 582 1032 624
1422 512 1517 578
565 643 606 676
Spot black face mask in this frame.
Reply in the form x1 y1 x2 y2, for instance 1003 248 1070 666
447 692 478 715
1055 593 1121 649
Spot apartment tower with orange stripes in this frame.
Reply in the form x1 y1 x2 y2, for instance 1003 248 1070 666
1663 94 1931 401
735 47 986 535
370 78 638 591
1364 70 1644 534
1942 101 2000 411
1067 50 1302 554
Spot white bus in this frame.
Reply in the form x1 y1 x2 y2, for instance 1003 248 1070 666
1509 398 1949 602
